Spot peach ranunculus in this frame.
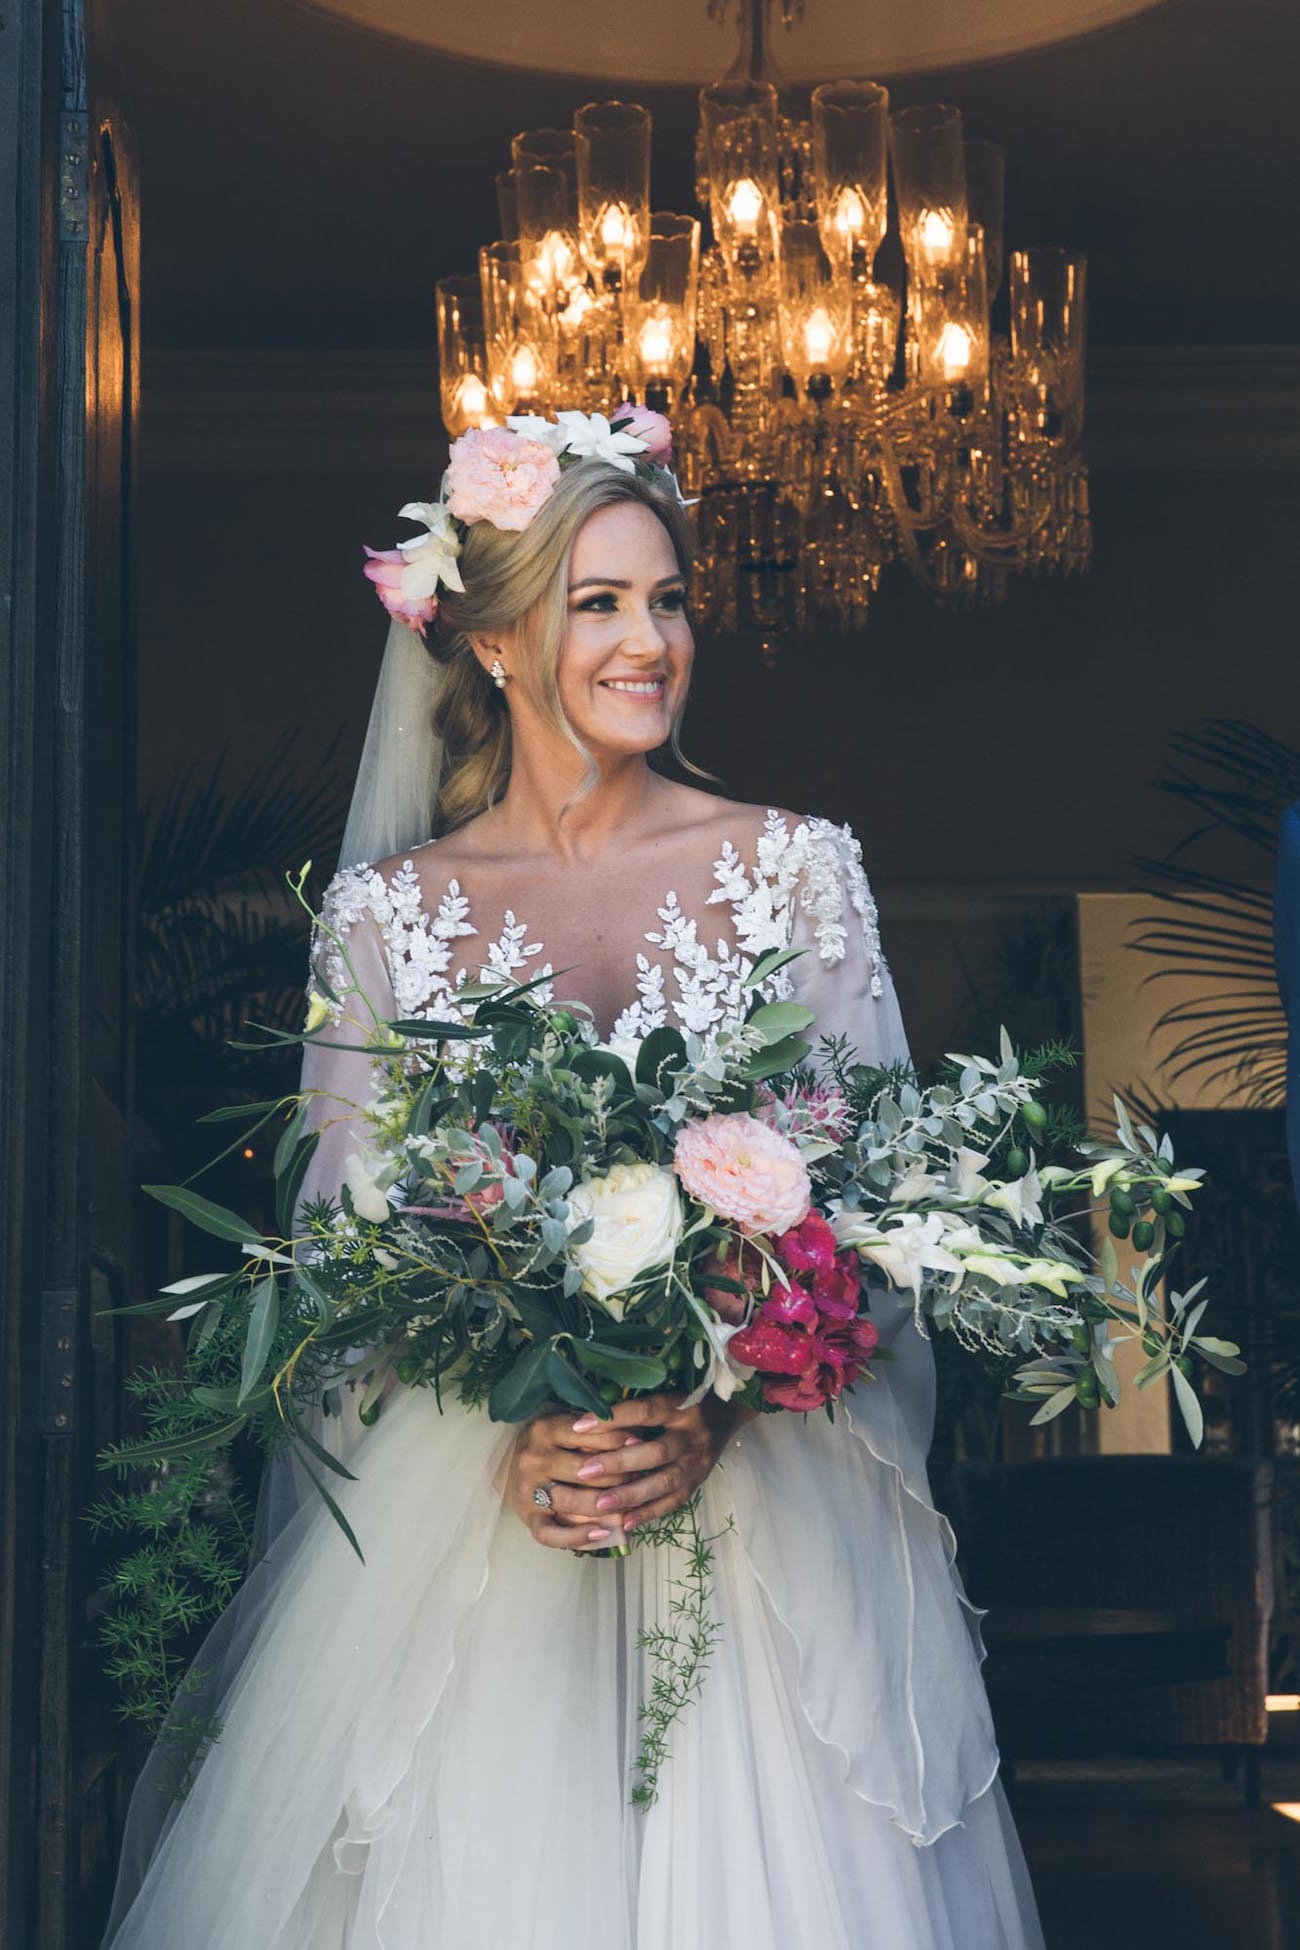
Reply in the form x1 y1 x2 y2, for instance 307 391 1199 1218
444 426 562 531
673 1111 812 1236
611 401 673 466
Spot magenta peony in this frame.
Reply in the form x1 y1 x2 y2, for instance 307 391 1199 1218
673 1112 812 1236
611 401 673 466
444 426 561 531
362 547 438 639
730 1304 879 1412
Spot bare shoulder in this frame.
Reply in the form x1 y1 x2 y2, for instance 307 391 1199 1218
654 782 803 851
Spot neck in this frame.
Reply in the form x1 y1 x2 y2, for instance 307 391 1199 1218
492 738 664 862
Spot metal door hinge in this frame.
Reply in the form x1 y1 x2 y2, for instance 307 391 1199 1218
59 112 89 243
40 1286 78 1435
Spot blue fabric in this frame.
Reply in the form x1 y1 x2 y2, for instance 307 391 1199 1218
1275 804 1300 1210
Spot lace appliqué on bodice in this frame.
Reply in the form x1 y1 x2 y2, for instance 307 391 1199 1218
308 810 884 1047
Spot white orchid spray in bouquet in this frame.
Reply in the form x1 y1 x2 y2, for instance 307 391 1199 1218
91 873 1239 1805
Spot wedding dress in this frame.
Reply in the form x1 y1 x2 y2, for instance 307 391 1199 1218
103 808 1045 1950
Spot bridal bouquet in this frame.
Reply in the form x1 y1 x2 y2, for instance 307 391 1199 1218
94 871 1238 1802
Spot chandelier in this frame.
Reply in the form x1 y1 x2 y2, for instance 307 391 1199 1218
434 0 1092 635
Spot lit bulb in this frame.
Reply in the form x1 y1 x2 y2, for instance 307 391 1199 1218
726 177 764 236
511 345 539 393
917 207 956 265
538 228 575 286
459 373 489 421
599 202 633 254
936 321 973 381
638 315 674 373
833 187 866 239
804 306 835 368
561 283 593 328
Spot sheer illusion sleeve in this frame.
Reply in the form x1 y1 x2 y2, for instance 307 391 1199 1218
719 815 1000 1846
295 866 399 1222
782 815 910 1077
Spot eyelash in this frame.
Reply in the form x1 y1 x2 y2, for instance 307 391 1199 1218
576 590 687 614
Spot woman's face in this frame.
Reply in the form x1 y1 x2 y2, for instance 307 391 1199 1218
547 500 694 761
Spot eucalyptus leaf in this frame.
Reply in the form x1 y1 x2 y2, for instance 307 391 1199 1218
143 1184 262 1247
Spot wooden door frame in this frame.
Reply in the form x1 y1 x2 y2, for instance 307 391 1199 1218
1 1 139 1940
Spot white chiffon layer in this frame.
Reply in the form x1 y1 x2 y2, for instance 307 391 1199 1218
102 816 1045 1949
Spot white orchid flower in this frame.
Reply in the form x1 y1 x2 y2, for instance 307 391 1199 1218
949 1147 993 1202
984 1163 1043 1230
394 500 465 596
892 1158 943 1205
1089 1156 1127 1199
955 1249 1027 1288
1019 1257 1084 1299
833 1207 965 1299
344 1147 398 1224
681 1297 755 1407
505 413 571 454
552 409 647 471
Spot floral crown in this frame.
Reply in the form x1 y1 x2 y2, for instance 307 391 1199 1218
363 404 686 640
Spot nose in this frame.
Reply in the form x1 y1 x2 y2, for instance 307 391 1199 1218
621 602 670 659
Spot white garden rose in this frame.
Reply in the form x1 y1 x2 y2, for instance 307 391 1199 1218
567 1162 684 1318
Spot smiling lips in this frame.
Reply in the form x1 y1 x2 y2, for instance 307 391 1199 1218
601 676 665 696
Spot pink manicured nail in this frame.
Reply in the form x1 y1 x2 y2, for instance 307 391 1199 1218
622 1434 642 1446
623 1516 639 1532
572 1415 598 1433
577 1459 603 1479
587 1527 611 1541
596 1493 618 1511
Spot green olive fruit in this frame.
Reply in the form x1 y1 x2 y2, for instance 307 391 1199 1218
358 1400 383 1427
1150 1187 1173 1215
551 1009 579 1036
396 1355 420 1387
1021 1100 1048 1132
598 1376 623 1404
1109 1188 1137 1217
1108 1212 1131 1239
1074 1368 1101 1409
1175 1353 1193 1379
1069 1323 1092 1354
1142 1330 1162 1357
1131 1220 1155 1253
1165 1209 1186 1239
1004 1147 1029 1179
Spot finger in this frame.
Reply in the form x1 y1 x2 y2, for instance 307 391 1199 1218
592 1462 686 1517
545 1479 622 1524
545 1419 648 1457
533 1513 623 1552
571 1394 684 1434
623 1489 692 1533
570 1436 672 1483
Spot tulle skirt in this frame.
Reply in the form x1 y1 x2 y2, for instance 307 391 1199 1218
102 1296 1044 1949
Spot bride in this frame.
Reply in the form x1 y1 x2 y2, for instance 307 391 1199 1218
103 412 1045 1948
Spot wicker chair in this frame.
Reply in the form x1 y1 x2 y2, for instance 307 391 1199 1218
953 1456 1274 1802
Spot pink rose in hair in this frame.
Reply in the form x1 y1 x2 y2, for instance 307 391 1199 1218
362 548 438 639
611 401 673 466
673 1111 811 1236
444 426 562 531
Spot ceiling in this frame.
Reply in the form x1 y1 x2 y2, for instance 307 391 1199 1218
289 0 1165 84
108 0 1299 352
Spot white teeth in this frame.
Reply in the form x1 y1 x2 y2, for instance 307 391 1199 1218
604 679 663 694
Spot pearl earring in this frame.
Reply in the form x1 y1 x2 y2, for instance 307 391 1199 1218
490 655 507 689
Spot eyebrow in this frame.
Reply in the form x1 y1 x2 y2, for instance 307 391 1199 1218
567 574 686 593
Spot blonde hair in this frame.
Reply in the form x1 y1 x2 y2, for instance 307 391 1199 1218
429 460 697 831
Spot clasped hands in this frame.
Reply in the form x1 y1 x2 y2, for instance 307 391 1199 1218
504 1391 753 1552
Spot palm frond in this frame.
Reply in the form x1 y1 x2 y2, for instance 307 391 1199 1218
1129 717 1290 1107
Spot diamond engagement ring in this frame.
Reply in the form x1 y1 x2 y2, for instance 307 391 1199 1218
532 1483 555 1510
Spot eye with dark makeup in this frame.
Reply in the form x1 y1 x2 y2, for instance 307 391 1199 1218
572 587 687 614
